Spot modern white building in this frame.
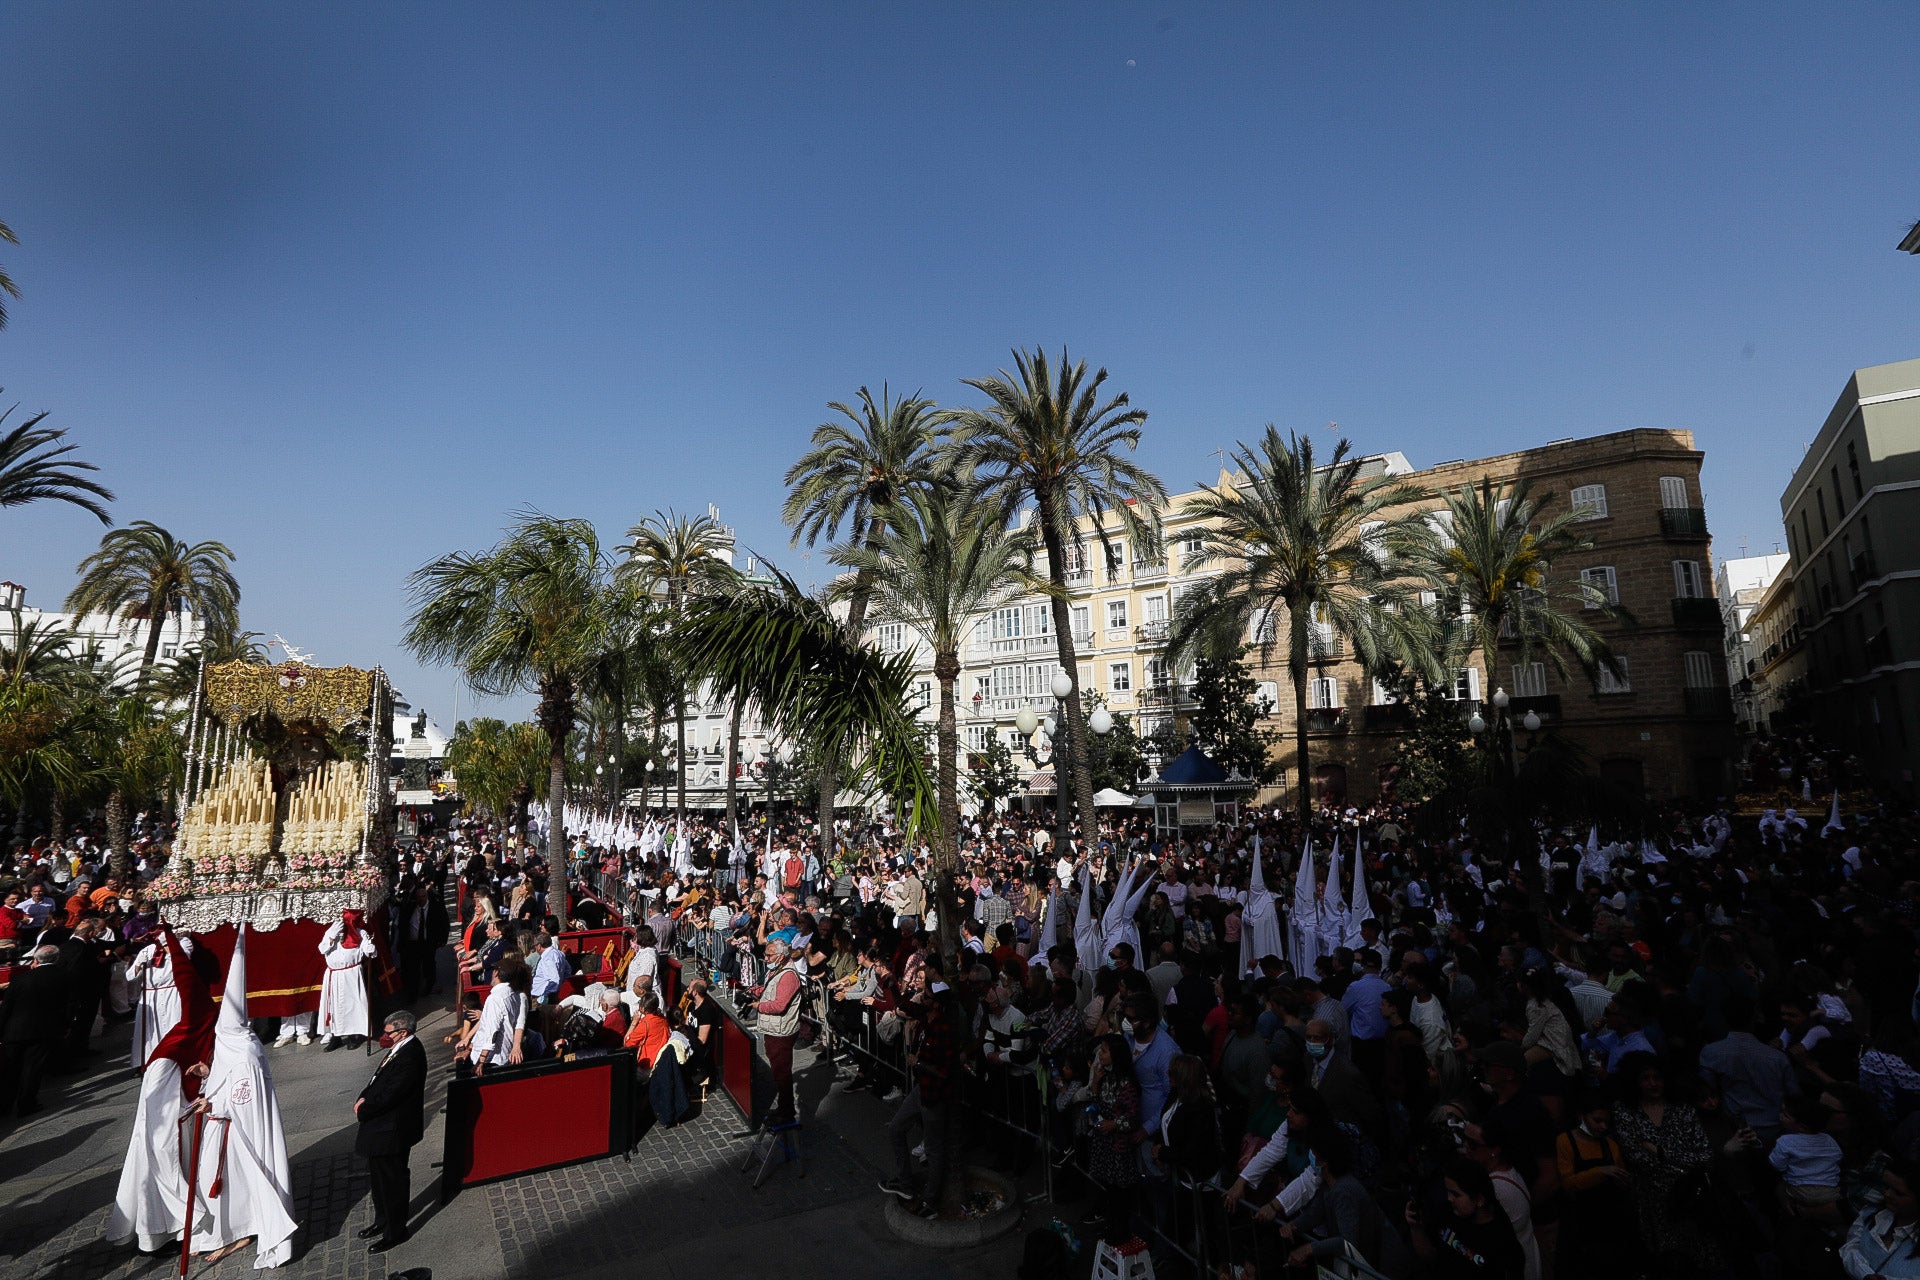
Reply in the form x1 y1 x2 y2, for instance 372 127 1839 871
1715 554 1791 731
0 579 208 684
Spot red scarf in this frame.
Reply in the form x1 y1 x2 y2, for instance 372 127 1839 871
145 927 215 1098
341 909 366 948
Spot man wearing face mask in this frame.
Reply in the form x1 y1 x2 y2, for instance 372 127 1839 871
355 1010 426 1252
1304 1017 1384 1138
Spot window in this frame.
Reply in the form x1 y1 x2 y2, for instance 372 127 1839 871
1104 542 1127 579
991 606 1024 640
912 681 932 711
1444 667 1481 702
1672 560 1706 599
1580 566 1619 607
1659 476 1689 509
1254 681 1279 713
1371 679 1398 706
1817 487 1830 537
1309 676 1341 709
1511 662 1548 698
1144 594 1168 624
1570 484 1609 520
1493 498 1513 528
1178 531 1206 561
1596 657 1632 694
1426 510 1454 548
1832 465 1845 513
1849 441 1865 501
875 622 907 654
1062 541 1087 575
965 725 993 752
1145 656 1169 689
1359 521 1386 556
1683 651 1717 689
1108 662 1132 693
1249 606 1276 644
1071 604 1091 639
990 665 1021 699
1106 599 1128 631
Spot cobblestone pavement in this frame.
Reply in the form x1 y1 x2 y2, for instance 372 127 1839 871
2 974 1029 1280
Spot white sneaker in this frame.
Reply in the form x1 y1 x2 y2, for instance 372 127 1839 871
296 1033 313 1046
274 1031 296 1046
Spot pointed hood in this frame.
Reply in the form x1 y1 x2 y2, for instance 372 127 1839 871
1824 789 1843 836
1345 839 1373 948
1324 836 1347 918
217 928 252 1045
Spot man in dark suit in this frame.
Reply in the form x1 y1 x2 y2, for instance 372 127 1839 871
0 944 74 1115
354 1009 427 1253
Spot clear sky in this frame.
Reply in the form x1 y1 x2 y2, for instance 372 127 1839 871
2 3 1915 724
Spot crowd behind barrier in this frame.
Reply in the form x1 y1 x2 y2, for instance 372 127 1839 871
13 729 1920 1280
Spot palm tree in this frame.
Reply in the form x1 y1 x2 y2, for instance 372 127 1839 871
1167 428 1425 821
949 348 1166 843
0 219 19 329
1405 475 1629 701
620 510 739 819
65 521 240 675
0 398 114 523
405 512 610 876
674 567 934 839
89 689 184 878
446 717 549 833
782 385 948 864
836 486 1033 957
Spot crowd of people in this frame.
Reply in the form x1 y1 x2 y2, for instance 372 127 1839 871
10 728 1920 1280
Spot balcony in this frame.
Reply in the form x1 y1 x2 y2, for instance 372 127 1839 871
1134 620 1170 646
1683 687 1734 718
1062 568 1092 587
1364 702 1414 730
1132 558 1167 582
1137 683 1195 710
1670 597 1723 632
1866 629 1893 670
1304 707 1349 735
1071 629 1094 651
1508 693 1561 721
1659 507 1710 539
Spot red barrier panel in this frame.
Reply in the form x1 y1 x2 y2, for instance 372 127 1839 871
440 1049 635 1198
720 1009 755 1118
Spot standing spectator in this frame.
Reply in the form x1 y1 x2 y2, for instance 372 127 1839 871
753 939 803 1128
0 945 70 1116
354 1010 426 1251
882 955 959 1218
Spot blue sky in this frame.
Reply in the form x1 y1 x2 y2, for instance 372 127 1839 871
3 3 1916 723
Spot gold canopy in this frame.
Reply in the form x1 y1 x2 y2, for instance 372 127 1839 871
204 660 377 728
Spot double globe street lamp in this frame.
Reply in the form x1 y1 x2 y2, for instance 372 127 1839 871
1014 668 1113 850
749 739 796 812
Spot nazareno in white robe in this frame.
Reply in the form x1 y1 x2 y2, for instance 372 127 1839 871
127 936 193 1070
315 922 376 1040
196 934 298 1269
106 1059 191 1252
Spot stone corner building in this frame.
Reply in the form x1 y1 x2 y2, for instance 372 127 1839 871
1249 428 1737 808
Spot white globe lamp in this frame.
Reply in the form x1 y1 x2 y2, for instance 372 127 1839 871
1089 707 1114 736
1051 670 1073 700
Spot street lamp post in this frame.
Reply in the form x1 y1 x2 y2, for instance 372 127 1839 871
1016 668 1113 856
643 758 654 817
1469 685 1543 859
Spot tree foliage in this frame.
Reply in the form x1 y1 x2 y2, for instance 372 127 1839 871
1183 651 1281 784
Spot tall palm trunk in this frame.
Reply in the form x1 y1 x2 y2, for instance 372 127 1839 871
723 697 743 835
140 601 169 673
931 652 963 961
49 792 66 843
675 691 688 820
537 675 575 927
1290 606 1313 823
1035 495 1097 852
106 788 131 882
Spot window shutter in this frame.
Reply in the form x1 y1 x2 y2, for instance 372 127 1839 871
1570 484 1608 520
1660 476 1689 510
